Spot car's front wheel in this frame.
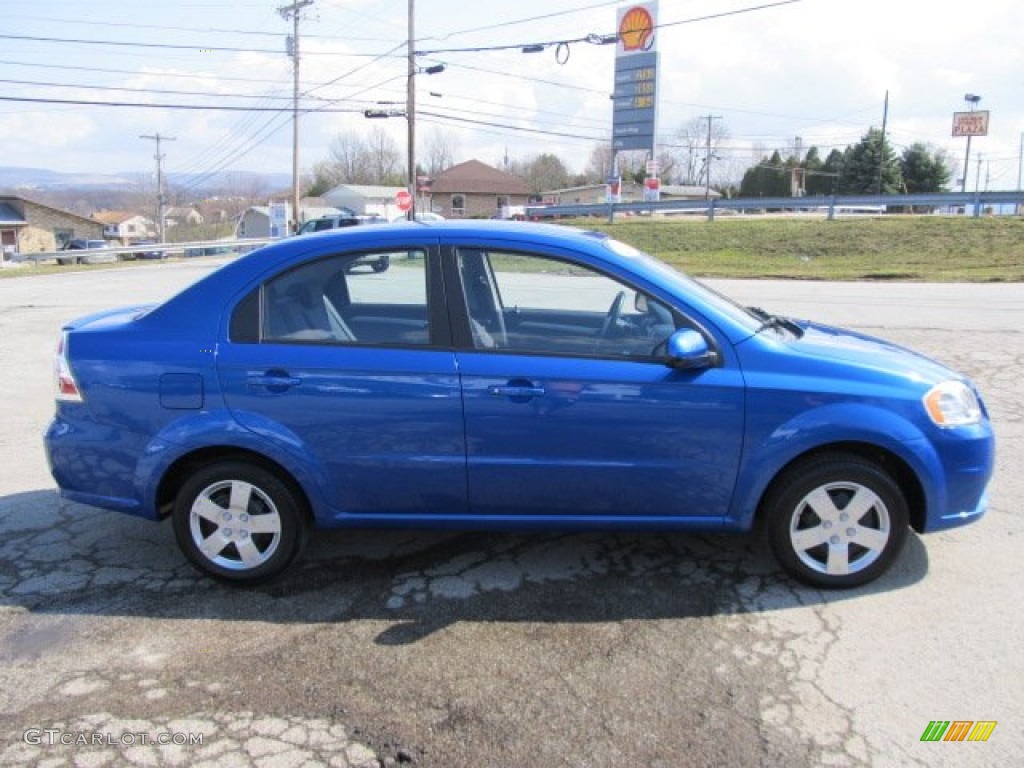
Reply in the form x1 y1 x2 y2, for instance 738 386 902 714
172 461 309 585
764 453 908 588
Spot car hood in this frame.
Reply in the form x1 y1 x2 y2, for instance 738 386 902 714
784 320 960 386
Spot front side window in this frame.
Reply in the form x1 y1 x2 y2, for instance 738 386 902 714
243 250 430 346
456 249 681 359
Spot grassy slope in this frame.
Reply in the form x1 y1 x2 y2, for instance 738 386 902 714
566 215 1024 281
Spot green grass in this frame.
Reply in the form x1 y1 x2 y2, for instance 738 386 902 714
563 215 1024 281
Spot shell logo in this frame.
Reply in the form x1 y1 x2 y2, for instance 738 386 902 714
619 6 655 52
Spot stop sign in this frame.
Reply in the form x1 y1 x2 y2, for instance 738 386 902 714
396 189 413 212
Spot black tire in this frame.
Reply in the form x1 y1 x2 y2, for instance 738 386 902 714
172 461 309 585
763 453 908 589
371 255 390 273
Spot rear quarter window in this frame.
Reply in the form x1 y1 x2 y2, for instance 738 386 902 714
229 288 260 343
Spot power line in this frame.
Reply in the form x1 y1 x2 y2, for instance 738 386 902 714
415 0 802 56
0 77 328 103
425 1 623 41
418 110 604 143
0 58 292 86
3 14 396 42
0 32 403 58
0 95 361 113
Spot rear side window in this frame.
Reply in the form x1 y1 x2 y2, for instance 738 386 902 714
257 251 430 346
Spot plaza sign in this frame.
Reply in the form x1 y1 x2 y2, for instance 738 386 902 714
952 111 990 137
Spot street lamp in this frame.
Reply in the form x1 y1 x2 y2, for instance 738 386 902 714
961 93 981 193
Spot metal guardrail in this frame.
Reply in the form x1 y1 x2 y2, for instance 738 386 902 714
526 191 1024 222
12 237 278 264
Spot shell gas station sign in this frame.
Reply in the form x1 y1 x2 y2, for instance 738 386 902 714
612 2 659 153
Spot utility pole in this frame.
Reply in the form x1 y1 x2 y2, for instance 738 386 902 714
406 0 416 219
279 0 313 234
139 133 176 243
876 89 889 195
960 93 981 193
704 115 722 200
1016 132 1023 216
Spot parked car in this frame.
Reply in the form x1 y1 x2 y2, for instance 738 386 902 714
183 244 236 258
57 239 117 265
390 211 446 223
132 240 167 260
296 213 384 235
45 222 994 587
296 215 388 272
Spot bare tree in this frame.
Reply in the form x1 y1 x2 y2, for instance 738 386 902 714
326 131 371 183
421 128 456 177
366 126 403 185
584 143 614 183
521 153 570 194
667 117 730 186
306 128 405 196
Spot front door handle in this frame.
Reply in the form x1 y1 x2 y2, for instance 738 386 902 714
488 382 546 400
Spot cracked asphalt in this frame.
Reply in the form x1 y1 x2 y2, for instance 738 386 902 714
1 260 1021 767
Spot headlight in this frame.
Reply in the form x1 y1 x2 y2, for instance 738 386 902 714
923 380 981 427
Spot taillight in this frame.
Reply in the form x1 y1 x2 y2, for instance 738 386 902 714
55 332 83 403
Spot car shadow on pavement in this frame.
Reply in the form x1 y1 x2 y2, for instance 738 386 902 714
0 489 928 645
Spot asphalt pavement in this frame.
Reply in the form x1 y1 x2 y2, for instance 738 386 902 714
0 258 1021 767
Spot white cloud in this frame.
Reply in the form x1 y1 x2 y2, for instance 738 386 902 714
2 0 1022 188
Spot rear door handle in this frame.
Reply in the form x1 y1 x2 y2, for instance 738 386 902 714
248 370 301 392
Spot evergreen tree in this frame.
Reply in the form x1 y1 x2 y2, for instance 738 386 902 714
739 150 789 197
900 143 952 193
843 128 902 194
820 149 845 194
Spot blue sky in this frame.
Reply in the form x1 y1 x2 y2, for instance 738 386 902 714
2 0 1022 190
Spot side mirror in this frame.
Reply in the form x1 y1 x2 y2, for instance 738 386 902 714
665 329 716 370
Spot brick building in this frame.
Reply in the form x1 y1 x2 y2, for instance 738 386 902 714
0 196 104 257
428 160 531 219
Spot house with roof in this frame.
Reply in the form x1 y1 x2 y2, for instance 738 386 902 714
0 195 105 258
429 160 531 219
92 211 155 243
164 206 203 229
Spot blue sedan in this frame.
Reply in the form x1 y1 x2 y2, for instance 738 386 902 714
45 222 994 588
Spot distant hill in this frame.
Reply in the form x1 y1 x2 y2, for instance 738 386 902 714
0 166 291 194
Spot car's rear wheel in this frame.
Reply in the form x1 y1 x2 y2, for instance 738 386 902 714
764 453 908 588
371 255 390 273
172 461 308 585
